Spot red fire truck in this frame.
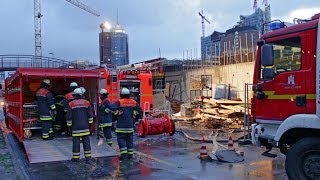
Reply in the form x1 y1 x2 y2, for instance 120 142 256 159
118 69 153 111
251 14 320 179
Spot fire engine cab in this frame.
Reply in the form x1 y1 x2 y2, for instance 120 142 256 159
251 13 320 179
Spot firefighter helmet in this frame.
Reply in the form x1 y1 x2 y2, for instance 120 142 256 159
43 79 51 85
99 89 108 95
73 88 84 95
80 87 86 93
120 88 130 95
70 82 78 87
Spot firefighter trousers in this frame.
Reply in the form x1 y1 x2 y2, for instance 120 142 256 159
41 120 53 139
103 127 113 146
117 133 133 156
72 135 91 159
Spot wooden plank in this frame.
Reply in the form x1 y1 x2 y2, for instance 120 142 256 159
23 136 117 164
201 108 219 115
220 105 244 113
211 99 244 105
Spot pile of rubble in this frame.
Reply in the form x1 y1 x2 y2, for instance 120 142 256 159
172 98 245 129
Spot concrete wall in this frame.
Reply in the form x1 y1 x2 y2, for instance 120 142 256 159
182 62 254 102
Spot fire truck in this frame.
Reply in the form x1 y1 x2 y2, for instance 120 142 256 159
99 67 153 111
251 14 320 179
118 69 153 111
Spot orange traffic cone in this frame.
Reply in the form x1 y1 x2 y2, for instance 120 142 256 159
228 135 235 151
199 136 209 160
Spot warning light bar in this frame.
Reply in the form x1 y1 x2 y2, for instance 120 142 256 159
122 70 140 75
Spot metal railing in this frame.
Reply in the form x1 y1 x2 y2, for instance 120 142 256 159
0 55 86 70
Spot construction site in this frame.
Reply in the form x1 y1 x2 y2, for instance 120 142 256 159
0 0 320 179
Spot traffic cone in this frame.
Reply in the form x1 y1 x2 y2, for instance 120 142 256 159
199 136 209 160
228 135 235 151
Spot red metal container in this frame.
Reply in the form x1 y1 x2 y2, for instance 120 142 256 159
137 115 175 138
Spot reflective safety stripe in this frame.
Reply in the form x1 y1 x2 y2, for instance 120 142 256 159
89 118 93 124
67 122 72 126
106 139 112 144
73 129 90 133
264 91 316 100
105 108 110 113
84 151 91 154
49 128 53 133
120 150 128 154
42 135 49 138
40 117 52 121
72 155 80 159
116 128 134 133
73 152 80 156
85 154 91 157
127 151 134 155
50 105 56 110
72 132 90 137
99 123 112 128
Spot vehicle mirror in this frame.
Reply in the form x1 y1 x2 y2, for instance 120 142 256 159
261 44 274 66
262 68 275 80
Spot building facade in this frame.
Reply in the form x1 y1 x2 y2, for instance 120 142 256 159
239 5 271 33
99 24 129 67
111 24 129 66
99 32 112 65
200 31 225 63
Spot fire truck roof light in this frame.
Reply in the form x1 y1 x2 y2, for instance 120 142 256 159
269 22 285 31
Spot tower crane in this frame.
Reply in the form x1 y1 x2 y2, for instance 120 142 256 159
34 0 100 60
198 10 211 37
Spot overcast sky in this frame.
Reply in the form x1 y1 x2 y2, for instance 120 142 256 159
0 0 319 64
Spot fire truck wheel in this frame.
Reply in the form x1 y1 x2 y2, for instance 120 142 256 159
285 137 320 180
169 120 175 136
138 121 146 138
23 129 32 139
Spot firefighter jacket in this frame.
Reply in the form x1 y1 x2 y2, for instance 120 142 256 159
54 95 68 120
66 97 93 136
111 98 142 133
99 98 113 128
65 92 75 103
36 88 56 121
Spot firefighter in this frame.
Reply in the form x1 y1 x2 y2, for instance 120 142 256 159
54 95 68 135
65 82 78 103
111 88 142 160
99 89 113 146
36 79 56 140
66 88 93 162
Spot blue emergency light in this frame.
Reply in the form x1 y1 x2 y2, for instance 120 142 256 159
269 22 285 31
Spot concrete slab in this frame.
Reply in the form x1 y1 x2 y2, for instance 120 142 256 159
23 136 117 164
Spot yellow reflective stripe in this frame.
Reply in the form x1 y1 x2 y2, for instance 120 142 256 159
72 132 90 137
115 129 134 133
50 105 56 110
42 135 49 138
72 155 80 158
127 151 134 155
67 123 72 126
99 123 112 128
40 117 52 121
264 91 316 100
105 108 110 113
89 118 93 124
85 154 91 157
120 150 128 154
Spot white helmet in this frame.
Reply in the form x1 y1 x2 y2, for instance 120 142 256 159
70 82 78 87
43 79 51 85
100 89 108 95
120 88 130 95
80 87 86 93
73 88 84 95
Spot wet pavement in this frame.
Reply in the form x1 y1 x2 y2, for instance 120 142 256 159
0 108 288 180
1 129 288 180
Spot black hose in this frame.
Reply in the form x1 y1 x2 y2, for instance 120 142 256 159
176 130 240 143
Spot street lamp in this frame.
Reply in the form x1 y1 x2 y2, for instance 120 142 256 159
100 21 112 65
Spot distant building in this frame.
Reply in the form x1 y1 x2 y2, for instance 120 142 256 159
221 25 260 64
111 24 129 66
99 24 129 67
99 31 112 65
200 31 225 62
239 5 271 33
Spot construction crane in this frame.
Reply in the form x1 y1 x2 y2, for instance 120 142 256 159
34 0 100 59
198 10 211 37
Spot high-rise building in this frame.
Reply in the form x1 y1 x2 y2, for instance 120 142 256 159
99 31 112 65
111 24 129 66
239 5 271 33
201 31 225 62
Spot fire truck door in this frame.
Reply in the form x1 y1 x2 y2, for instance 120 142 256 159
258 34 307 121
